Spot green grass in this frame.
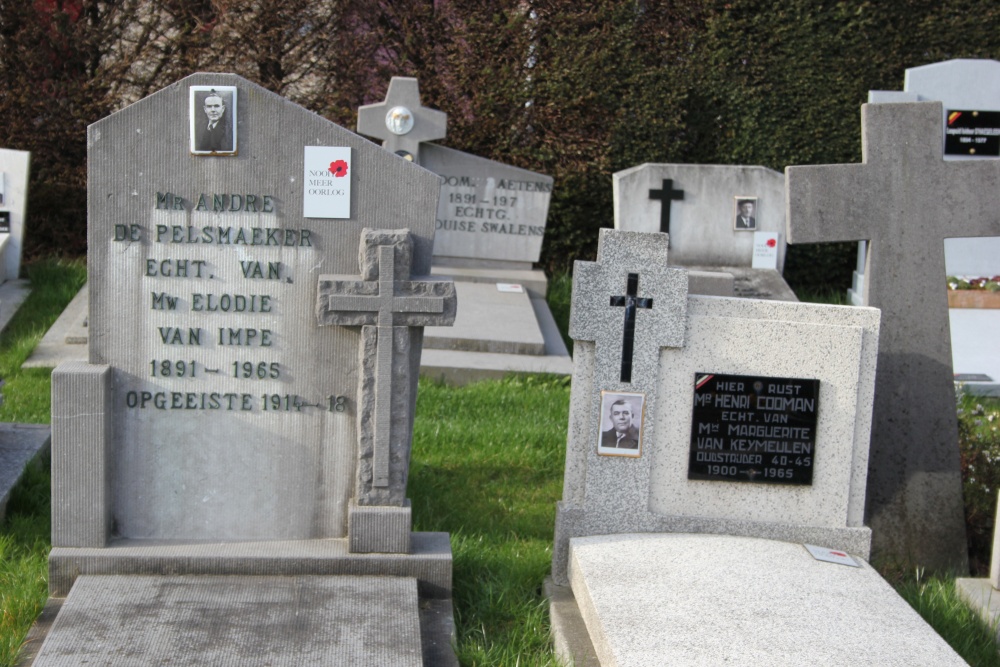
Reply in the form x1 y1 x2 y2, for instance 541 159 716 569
410 375 569 665
0 259 86 423
1 265 999 666
891 569 1000 666
546 272 573 355
0 258 84 666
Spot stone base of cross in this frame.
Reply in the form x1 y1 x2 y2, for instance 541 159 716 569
317 229 456 552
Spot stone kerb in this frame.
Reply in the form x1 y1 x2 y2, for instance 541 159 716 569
552 230 880 584
52 73 441 551
613 163 787 271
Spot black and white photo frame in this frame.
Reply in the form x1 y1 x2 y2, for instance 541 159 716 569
190 86 238 156
734 196 758 231
597 390 645 457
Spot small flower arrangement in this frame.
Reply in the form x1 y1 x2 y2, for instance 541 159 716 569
947 276 1000 292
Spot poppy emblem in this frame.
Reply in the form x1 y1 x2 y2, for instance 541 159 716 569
329 160 348 178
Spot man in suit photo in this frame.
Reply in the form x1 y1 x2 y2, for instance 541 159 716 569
601 398 640 449
194 89 234 153
735 198 757 230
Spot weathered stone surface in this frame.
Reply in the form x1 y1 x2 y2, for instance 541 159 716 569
787 101 1000 570
869 59 1000 280
46 74 457 664
316 230 456 509
421 143 553 266
72 72 439 544
32 575 424 667
567 534 966 667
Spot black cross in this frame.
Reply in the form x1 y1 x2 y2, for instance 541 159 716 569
610 273 653 383
649 179 685 235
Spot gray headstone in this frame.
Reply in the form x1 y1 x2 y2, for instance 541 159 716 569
43 70 458 663
613 163 787 272
786 101 1000 570
0 148 30 282
356 76 564 384
58 72 441 547
422 143 553 268
357 77 447 164
552 229 879 583
357 77 553 268
869 59 1000 278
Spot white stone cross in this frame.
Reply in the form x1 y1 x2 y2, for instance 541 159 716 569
317 230 455 497
357 77 447 164
787 101 1000 570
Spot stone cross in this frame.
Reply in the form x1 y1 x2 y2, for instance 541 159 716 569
787 101 1000 571
317 229 456 502
648 178 685 236
572 230 687 391
357 77 447 164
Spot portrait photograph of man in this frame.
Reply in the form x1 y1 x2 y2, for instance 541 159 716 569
190 86 237 155
597 391 645 457
733 196 758 231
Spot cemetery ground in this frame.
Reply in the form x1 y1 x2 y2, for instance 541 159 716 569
0 263 999 665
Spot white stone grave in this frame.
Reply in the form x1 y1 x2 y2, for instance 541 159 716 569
0 148 30 283
357 76 571 384
613 163 796 301
0 149 33 332
545 229 962 666
34 73 458 666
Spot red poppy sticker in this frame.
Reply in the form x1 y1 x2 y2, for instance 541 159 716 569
329 160 348 178
766 238 777 248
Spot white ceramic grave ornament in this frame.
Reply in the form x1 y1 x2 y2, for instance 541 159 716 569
385 106 414 136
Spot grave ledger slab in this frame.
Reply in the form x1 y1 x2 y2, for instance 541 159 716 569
42 73 457 665
786 101 1000 571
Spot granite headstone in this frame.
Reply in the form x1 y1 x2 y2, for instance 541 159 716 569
552 229 880 585
862 59 1000 303
613 163 788 272
543 230 960 667
786 100 1000 571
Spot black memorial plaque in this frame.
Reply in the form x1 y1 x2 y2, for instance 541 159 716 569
945 110 1000 157
0 212 9 234
688 373 819 485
